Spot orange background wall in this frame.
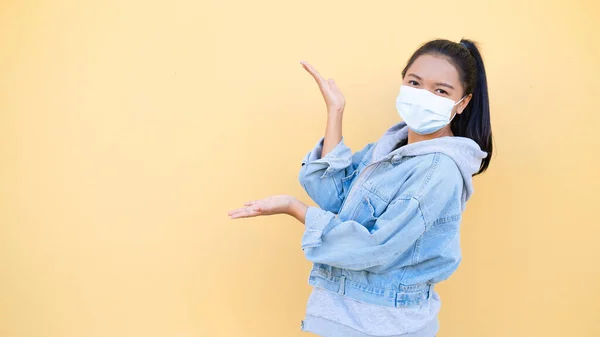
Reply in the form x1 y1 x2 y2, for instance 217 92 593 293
1 0 599 336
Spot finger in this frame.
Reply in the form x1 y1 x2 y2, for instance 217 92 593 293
227 206 255 215
227 208 245 216
300 61 326 85
228 206 261 219
230 212 255 219
229 209 258 219
305 64 325 83
230 211 253 219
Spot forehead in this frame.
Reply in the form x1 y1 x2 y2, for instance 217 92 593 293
406 54 461 84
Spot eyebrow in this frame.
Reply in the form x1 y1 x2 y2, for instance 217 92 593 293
407 73 455 90
435 82 455 90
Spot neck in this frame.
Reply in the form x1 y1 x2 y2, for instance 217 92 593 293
407 125 453 144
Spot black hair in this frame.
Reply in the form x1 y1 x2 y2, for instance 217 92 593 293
401 39 493 175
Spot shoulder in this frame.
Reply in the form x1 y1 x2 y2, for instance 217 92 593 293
403 153 463 200
404 154 464 226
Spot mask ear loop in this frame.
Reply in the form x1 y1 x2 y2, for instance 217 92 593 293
449 95 467 122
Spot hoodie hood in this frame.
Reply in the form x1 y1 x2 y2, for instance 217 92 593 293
372 122 487 205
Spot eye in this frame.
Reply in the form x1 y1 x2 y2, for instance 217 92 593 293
408 80 419 86
435 88 449 95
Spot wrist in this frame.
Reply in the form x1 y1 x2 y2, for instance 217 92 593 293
287 198 308 223
327 108 344 117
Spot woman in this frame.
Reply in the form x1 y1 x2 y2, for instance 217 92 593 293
228 38 493 337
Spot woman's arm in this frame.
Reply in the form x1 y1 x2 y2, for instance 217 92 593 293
227 194 426 273
300 61 345 158
297 61 369 213
322 111 343 157
229 156 463 274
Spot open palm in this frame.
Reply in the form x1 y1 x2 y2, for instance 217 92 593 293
301 61 346 114
228 195 294 219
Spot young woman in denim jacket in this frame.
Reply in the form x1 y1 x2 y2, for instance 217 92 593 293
229 39 493 337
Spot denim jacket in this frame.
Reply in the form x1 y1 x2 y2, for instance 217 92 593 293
298 122 487 307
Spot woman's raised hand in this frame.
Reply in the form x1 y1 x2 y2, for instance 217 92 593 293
300 61 345 114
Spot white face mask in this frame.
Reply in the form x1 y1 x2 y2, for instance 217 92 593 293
395 85 466 135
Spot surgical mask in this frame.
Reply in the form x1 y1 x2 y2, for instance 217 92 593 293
395 85 466 135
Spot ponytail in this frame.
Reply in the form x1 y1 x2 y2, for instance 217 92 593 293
453 39 492 174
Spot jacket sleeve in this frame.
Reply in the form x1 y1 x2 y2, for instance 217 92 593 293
301 198 425 273
298 137 374 213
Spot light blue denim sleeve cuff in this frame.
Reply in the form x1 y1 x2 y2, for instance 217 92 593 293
303 137 353 178
301 206 335 249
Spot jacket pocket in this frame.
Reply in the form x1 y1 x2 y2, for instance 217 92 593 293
350 195 381 232
340 169 359 192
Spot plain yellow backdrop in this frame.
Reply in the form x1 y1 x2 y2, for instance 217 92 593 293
1 0 599 336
